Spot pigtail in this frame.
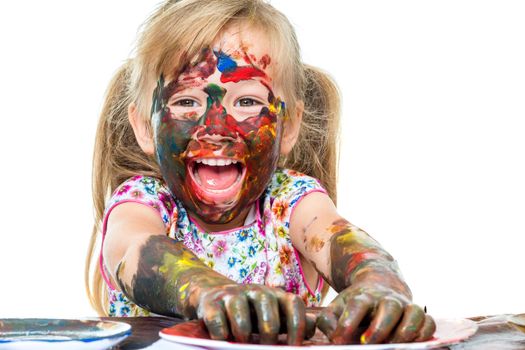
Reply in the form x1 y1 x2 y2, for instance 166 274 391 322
284 64 341 205
85 61 161 315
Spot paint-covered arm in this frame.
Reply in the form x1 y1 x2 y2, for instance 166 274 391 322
289 192 436 344
104 203 310 345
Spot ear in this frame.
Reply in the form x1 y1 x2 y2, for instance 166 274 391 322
128 102 154 155
280 100 303 156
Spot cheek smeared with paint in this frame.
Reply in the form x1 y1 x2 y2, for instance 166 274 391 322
152 48 285 224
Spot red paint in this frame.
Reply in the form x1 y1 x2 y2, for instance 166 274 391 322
259 54 271 69
182 49 217 81
162 320 211 338
164 49 217 99
220 66 267 83
162 320 335 345
241 52 254 65
345 251 385 278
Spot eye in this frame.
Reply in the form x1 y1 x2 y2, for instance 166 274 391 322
235 98 263 107
168 95 205 121
172 98 199 107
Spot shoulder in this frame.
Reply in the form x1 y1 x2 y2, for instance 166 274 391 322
267 168 327 204
105 175 176 226
264 168 328 225
267 169 338 238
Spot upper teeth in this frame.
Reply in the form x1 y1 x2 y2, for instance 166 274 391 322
196 158 238 166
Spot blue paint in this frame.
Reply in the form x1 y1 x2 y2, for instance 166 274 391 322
214 50 237 73
0 319 131 344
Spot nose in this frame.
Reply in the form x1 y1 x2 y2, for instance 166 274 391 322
195 98 239 140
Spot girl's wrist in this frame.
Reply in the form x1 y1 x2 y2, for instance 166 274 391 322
350 268 413 301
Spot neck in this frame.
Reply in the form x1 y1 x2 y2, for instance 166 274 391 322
189 205 253 232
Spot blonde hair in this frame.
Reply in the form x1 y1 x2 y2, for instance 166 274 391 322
86 0 341 315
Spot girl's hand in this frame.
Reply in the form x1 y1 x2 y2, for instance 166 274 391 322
197 284 312 345
317 284 436 345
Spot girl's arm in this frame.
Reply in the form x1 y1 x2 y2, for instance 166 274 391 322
103 202 308 345
289 192 436 345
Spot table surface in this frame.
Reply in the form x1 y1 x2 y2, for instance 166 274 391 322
103 314 525 350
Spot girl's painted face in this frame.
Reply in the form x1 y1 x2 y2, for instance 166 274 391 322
151 30 285 224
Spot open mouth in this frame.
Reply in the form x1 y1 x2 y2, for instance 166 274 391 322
187 158 246 205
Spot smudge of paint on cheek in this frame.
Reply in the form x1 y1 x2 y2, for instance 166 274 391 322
151 76 170 122
158 121 191 155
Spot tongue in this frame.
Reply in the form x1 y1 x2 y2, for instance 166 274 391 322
196 164 239 190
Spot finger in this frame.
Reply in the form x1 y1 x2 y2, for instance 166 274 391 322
248 289 280 344
275 290 306 345
360 297 403 344
198 297 229 340
317 296 345 339
389 304 425 343
305 312 317 340
225 294 252 343
332 294 373 345
414 315 436 342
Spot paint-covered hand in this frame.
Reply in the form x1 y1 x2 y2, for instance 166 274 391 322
196 283 314 345
317 284 436 344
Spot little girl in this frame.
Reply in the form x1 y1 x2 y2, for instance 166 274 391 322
86 0 435 345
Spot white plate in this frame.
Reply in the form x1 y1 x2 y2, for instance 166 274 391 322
508 314 525 328
159 318 478 350
0 318 131 350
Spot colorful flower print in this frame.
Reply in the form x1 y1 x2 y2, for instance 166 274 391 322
103 168 327 317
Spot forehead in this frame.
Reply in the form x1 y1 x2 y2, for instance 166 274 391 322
213 23 272 64
162 23 279 97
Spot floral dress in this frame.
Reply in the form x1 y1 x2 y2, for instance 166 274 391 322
100 168 327 317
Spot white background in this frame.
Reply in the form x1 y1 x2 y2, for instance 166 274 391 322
0 1 523 319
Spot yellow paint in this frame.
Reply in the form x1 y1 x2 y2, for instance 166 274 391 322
179 282 189 293
258 124 277 138
335 230 358 245
161 250 198 275
268 98 282 115
360 333 367 344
